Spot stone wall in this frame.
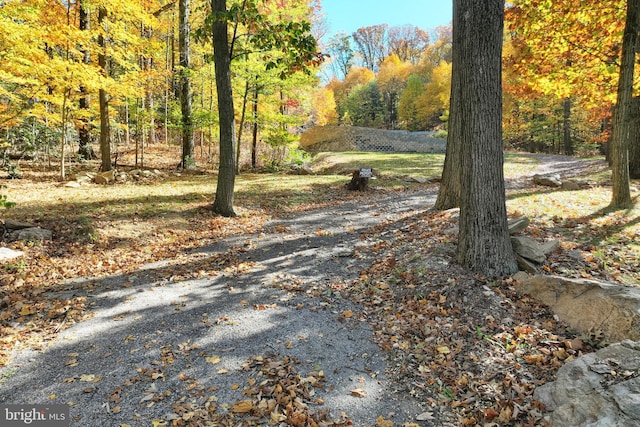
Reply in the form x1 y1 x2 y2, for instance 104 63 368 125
300 125 446 154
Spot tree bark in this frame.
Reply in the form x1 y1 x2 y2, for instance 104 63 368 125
251 83 259 169
77 0 95 160
610 0 638 208
211 0 237 217
629 97 640 178
98 6 111 172
179 0 195 169
456 0 518 277
434 0 463 210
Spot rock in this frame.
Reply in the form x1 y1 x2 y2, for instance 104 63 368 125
561 180 580 191
508 216 530 234
64 181 82 188
533 174 562 187
512 271 530 283
516 275 640 342
94 170 115 184
515 254 538 273
0 247 24 260
535 340 640 427
298 165 314 175
4 220 36 230
511 236 547 263
406 176 428 184
8 227 53 242
539 239 560 255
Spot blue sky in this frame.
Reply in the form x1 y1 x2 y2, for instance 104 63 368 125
320 0 452 39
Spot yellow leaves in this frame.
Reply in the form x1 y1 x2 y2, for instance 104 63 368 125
436 346 451 355
80 374 101 383
18 305 36 316
206 355 221 365
376 415 394 427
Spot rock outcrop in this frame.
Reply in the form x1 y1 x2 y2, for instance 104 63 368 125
515 275 640 343
535 340 640 427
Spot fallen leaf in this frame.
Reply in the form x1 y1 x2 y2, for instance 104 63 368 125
206 355 221 364
19 305 36 316
350 388 366 398
217 368 228 374
436 346 451 354
49 394 56 400
232 400 254 413
80 374 96 382
343 310 353 318
415 412 435 421
376 415 394 427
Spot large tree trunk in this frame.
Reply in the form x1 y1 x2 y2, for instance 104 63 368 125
434 0 463 210
211 0 237 217
456 0 518 277
251 83 259 169
630 97 640 178
77 0 95 160
98 6 111 172
179 0 195 169
610 0 638 208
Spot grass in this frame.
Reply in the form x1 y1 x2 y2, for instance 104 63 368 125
2 148 639 288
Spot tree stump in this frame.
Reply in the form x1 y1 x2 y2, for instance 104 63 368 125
347 168 372 191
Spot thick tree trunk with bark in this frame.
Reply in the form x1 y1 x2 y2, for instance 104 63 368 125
251 84 259 169
434 0 463 210
630 97 640 178
456 0 518 277
179 0 195 169
610 0 638 208
77 0 95 160
98 7 111 172
211 0 237 217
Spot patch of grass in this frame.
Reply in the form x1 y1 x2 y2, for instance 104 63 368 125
310 151 444 179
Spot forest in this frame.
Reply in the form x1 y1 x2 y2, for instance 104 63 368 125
2 0 639 178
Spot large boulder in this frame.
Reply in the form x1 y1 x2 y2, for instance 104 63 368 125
8 227 52 242
515 275 640 343
535 340 640 427
533 174 562 187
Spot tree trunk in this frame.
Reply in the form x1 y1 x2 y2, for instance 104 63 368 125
629 97 640 178
456 0 518 277
434 0 463 210
236 79 250 175
211 0 237 217
610 0 638 208
77 0 95 160
179 0 195 169
251 84 259 169
563 97 574 156
98 6 111 172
